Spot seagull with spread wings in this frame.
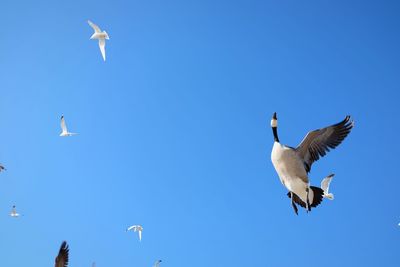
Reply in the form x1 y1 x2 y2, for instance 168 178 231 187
10 205 20 217
60 115 77 137
270 113 353 214
321 174 335 200
88 20 109 61
55 241 69 267
126 225 143 241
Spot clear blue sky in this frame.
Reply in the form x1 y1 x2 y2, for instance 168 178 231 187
0 0 399 266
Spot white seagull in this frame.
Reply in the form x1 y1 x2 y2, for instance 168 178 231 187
126 225 143 241
88 20 109 61
10 205 20 217
321 174 335 200
60 115 77 137
153 260 162 267
270 113 353 214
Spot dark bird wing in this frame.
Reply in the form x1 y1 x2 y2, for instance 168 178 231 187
296 116 354 173
55 241 69 267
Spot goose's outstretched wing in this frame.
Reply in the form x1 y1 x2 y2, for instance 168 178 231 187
296 116 354 173
88 20 101 33
55 241 69 267
61 116 68 133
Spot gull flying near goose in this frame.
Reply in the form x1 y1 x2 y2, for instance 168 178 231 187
321 174 334 200
60 115 77 137
88 20 109 61
10 205 20 217
153 260 162 267
270 113 353 214
55 241 69 267
126 225 143 241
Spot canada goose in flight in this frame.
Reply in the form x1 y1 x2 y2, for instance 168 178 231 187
10 205 20 217
55 241 69 267
88 20 109 61
153 260 162 267
126 225 143 241
270 113 353 214
60 116 77 137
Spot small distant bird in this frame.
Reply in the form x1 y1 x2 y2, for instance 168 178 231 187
153 260 162 267
126 225 143 241
321 174 335 200
270 113 353 214
60 115 77 137
92 262 96 267
88 20 109 61
10 205 20 217
55 241 69 267
0 164 5 172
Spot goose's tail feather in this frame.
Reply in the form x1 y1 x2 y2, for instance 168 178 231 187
287 186 324 211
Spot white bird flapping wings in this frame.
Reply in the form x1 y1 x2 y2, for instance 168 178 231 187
10 205 20 217
88 20 101 33
60 116 68 133
127 225 143 241
321 174 334 200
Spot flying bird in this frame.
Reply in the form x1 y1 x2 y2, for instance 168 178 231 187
10 205 20 217
55 241 69 267
270 113 353 215
0 164 5 172
321 174 335 200
153 260 162 267
126 225 143 241
88 20 109 61
60 115 77 137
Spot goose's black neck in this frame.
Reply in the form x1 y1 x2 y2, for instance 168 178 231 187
272 127 279 142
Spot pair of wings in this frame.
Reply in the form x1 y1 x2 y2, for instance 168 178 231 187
127 225 142 231
295 116 354 173
88 20 106 61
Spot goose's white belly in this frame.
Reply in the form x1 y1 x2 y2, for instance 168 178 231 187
271 142 309 201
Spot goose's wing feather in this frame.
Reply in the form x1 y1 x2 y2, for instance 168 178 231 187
61 116 67 132
296 116 354 173
99 39 106 61
321 174 334 193
88 20 101 33
55 241 69 267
